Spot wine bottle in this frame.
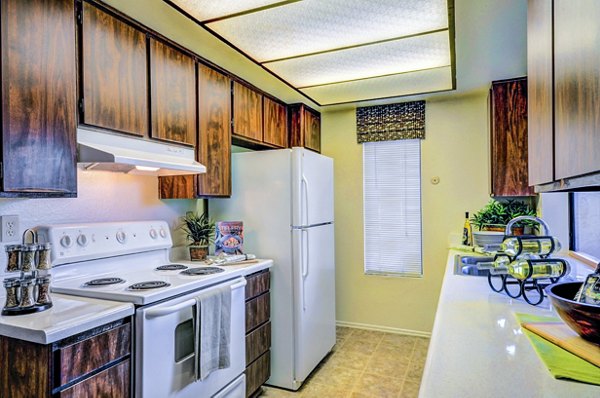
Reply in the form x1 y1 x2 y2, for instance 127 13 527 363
462 212 471 246
507 258 569 280
501 237 561 257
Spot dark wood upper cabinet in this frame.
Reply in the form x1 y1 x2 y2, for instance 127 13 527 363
197 65 231 197
233 82 263 142
81 1 147 137
527 0 554 186
0 0 77 197
554 0 600 180
263 97 288 148
289 104 321 153
150 38 196 146
490 78 534 197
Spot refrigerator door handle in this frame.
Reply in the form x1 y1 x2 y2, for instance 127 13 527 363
301 228 309 311
301 175 309 226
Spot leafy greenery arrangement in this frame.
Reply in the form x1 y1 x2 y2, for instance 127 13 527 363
179 211 215 246
470 199 537 230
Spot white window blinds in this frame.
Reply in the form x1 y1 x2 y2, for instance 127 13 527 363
363 139 423 277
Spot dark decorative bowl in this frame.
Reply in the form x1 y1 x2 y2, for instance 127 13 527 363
546 282 600 344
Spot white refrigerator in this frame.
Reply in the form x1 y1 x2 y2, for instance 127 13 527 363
210 147 336 390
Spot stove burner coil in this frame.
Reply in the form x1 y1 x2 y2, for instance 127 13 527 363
84 277 126 287
180 267 225 276
128 281 171 290
156 264 188 271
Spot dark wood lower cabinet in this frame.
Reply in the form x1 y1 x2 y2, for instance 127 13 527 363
244 270 271 397
0 318 131 398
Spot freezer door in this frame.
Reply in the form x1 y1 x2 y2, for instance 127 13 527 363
292 223 336 384
292 148 334 227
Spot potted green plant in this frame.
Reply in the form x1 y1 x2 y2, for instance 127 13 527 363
179 211 215 261
471 199 537 234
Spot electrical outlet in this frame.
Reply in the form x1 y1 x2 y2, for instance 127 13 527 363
1 215 20 242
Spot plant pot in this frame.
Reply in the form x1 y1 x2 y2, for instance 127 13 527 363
189 245 208 261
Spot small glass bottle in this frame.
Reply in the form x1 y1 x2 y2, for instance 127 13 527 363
507 259 569 280
3 278 20 309
36 243 52 270
501 237 561 257
577 265 600 305
20 245 37 272
5 244 22 273
18 278 35 308
36 277 52 305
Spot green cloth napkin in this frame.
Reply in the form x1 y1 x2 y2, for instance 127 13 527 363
515 313 600 386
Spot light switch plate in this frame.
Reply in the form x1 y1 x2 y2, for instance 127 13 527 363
1 215 20 242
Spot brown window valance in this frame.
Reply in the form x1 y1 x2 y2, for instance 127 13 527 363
356 100 426 143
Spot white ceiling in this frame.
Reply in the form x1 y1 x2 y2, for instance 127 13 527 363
165 0 455 106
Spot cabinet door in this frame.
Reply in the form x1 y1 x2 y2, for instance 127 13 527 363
1 0 77 195
81 2 147 137
150 39 196 146
554 0 600 179
59 360 130 398
263 97 288 148
304 109 321 153
490 79 534 196
198 64 231 197
233 82 263 142
527 0 554 186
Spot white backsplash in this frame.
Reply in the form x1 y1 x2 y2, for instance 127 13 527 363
0 168 197 277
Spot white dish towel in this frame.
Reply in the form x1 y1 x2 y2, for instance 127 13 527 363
196 284 231 381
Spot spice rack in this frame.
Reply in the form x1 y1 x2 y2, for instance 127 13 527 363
2 230 53 316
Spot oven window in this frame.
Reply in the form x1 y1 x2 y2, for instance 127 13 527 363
570 192 600 260
174 319 195 363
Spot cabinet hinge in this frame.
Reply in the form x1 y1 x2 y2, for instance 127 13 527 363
78 98 85 115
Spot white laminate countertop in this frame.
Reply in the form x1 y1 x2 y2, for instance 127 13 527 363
0 258 272 345
0 293 134 344
419 250 600 398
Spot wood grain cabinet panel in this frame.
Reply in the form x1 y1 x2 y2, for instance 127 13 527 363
81 2 147 136
246 321 271 365
197 64 231 197
554 0 600 180
0 337 52 398
263 97 288 148
289 104 321 153
527 0 554 186
246 292 270 333
1 0 77 196
150 38 196 146
59 360 130 398
245 351 270 398
490 78 534 196
245 270 270 300
233 82 263 142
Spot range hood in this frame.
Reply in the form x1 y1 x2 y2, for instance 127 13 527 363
77 128 206 176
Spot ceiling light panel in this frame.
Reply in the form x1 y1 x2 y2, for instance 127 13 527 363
264 31 450 88
168 0 289 22
207 0 449 62
301 66 453 105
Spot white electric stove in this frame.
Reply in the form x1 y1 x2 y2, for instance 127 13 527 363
36 221 247 398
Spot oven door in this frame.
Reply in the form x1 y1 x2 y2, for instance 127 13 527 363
135 277 246 398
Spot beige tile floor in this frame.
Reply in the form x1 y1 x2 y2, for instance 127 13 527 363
260 326 429 398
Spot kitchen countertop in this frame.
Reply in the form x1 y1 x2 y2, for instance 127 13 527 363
419 250 600 398
0 258 272 345
0 293 134 344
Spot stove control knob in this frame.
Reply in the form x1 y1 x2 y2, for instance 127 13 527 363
149 229 158 239
76 234 88 247
116 231 127 244
60 235 73 248
159 228 167 238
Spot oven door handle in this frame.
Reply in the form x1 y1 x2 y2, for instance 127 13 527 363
230 279 247 291
144 299 196 318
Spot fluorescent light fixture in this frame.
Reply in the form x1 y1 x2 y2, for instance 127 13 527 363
301 66 453 105
207 0 449 62
168 0 292 22
135 165 160 172
264 31 450 88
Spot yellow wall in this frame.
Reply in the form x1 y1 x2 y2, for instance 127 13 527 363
322 92 493 333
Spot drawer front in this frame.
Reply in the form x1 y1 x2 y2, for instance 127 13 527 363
245 351 270 398
246 292 270 333
57 323 130 386
246 321 271 365
245 270 270 300
59 359 130 398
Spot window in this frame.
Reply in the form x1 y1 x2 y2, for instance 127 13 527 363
570 192 600 261
363 139 422 277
